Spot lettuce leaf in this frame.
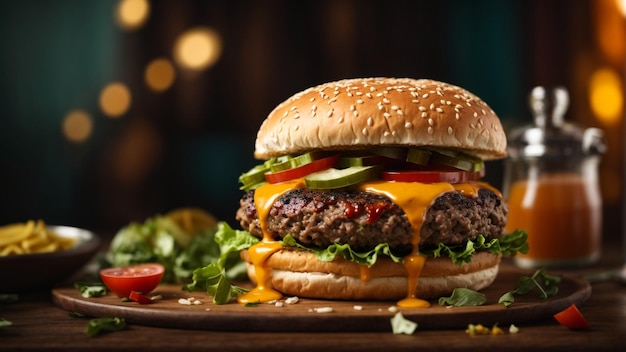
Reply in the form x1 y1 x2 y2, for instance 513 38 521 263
281 229 528 266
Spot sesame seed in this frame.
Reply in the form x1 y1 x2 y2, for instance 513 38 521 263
422 93 429 99
327 109 333 117
397 109 403 115
436 107 443 113
290 106 297 111
412 99 419 104
294 125 299 131
347 92 353 97
311 111 316 117
473 112 478 118
338 116 344 123
391 105 398 111
366 93 373 99
362 128 368 136
283 111 288 118
294 114 299 119
350 105 356 111
367 117 374 126
357 99 364 104
428 118 434 126
311 105 317 111
356 91 363 96
428 126 433 135
376 93 383 97
440 99 446 105
448 126 453 135
421 112 428 118
470 123 476 128
455 113 460 120
429 103 435 110
382 98 390 104
383 112 391 118
418 106 427 111
405 121 413 129
353 110 359 117
309 97 315 102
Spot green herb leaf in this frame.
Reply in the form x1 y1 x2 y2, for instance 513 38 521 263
498 268 562 307
85 317 126 337
0 318 12 328
183 222 258 304
438 288 487 307
74 282 107 298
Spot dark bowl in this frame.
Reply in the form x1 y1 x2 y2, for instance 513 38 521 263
0 225 101 293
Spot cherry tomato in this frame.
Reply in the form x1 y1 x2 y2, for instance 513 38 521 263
265 155 339 184
129 290 154 304
100 263 164 298
553 304 590 330
381 167 484 183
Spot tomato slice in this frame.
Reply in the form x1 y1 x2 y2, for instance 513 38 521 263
265 155 339 184
129 290 154 304
100 263 164 298
554 304 590 330
382 167 485 183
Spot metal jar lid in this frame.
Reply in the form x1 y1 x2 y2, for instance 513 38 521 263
507 86 605 160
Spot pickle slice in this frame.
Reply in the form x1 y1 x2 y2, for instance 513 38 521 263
305 166 381 189
406 148 431 165
269 152 322 173
430 151 484 172
239 159 277 191
370 146 408 160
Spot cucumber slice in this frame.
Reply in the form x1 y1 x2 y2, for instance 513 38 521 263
430 151 484 172
305 166 381 189
406 148 431 165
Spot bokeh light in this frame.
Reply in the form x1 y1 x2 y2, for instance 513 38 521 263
99 82 132 118
589 68 623 126
115 0 150 30
173 27 222 71
62 109 93 143
145 58 176 92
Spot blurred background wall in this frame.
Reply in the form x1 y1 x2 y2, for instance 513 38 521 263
0 0 623 243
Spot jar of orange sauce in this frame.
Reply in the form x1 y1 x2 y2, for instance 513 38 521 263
504 86 605 269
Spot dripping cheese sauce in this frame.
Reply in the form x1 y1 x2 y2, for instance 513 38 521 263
237 178 490 307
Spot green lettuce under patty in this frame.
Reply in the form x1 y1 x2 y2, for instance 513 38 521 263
280 229 528 266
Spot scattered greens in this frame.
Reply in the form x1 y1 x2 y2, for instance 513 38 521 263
75 282 107 298
498 268 562 307
0 318 12 328
183 222 259 304
86 317 126 337
438 288 487 307
390 312 418 335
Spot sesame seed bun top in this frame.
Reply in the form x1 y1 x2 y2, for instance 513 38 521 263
254 78 507 160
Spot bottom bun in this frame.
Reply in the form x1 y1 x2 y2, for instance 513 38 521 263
241 249 501 300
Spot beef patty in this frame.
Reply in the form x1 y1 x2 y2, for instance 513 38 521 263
236 187 508 257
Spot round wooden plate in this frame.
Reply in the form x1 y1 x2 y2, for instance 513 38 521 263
52 265 591 332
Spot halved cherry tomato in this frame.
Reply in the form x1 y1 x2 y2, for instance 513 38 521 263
553 304 590 330
100 263 164 298
265 155 339 184
381 167 485 183
129 290 154 304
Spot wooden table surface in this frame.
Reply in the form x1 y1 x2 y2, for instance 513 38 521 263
2 242 625 351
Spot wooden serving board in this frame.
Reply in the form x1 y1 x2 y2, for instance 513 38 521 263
52 266 591 332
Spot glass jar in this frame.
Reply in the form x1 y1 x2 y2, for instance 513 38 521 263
503 86 605 269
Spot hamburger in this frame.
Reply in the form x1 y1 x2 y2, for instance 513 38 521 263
235 78 527 307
